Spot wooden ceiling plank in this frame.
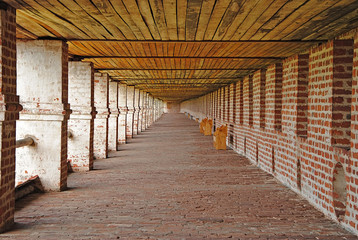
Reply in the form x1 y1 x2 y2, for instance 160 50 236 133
231 0 276 40
16 14 47 38
261 0 341 40
284 0 358 40
195 0 215 40
163 0 177 40
213 0 243 40
15 0 86 39
136 0 161 40
109 0 149 39
221 0 260 40
44 0 100 39
203 0 232 40
310 8 358 40
74 0 126 39
240 0 287 40
177 0 188 40
58 0 114 39
185 0 202 40
149 0 169 40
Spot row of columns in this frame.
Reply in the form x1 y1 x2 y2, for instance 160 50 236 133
0 4 165 232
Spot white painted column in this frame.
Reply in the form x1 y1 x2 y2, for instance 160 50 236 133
17 40 70 191
94 73 109 159
68 61 95 172
108 81 119 152
118 83 127 144
142 92 148 131
133 88 140 135
149 95 154 126
138 90 144 133
145 93 150 128
126 86 135 139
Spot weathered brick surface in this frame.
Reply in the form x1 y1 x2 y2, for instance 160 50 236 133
17 40 70 192
108 81 119 151
68 61 95 172
282 54 309 137
117 83 127 144
0 4 19 233
4 114 356 239
126 86 135 139
133 88 140 135
180 37 358 235
93 73 109 159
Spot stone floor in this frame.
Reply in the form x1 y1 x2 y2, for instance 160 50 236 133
2 113 357 239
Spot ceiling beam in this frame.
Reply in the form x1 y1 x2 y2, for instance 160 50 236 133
66 39 325 43
78 56 284 60
97 68 257 71
110 77 240 80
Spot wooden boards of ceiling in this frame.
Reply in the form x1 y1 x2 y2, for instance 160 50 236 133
10 0 358 41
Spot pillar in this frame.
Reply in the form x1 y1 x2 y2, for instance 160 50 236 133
138 90 144 133
68 61 95 172
17 40 70 191
94 73 109 159
108 81 119 151
0 3 20 232
126 86 134 139
143 92 149 130
133 88 140 135
148 95 154 126
118 83 127 144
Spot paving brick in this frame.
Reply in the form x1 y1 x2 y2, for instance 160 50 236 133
2 114 356 239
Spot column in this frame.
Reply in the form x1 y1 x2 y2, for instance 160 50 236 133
0 4 20 232
133 88 140 135
118 83 127 144
126 86 134 139
138 90 144 133
94 73 109 159
108 81 119 151
142 92 148 131
68 61 95 172
17 40 70 191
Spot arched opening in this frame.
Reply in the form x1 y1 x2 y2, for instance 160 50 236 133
333 162 347 221
297 159 301 191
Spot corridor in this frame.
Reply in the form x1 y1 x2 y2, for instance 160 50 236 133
2 113 356 239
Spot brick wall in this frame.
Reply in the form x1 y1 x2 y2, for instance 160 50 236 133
93 73 109 159
180 34 358 235
0 4 19 233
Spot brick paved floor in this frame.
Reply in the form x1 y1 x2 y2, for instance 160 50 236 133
2 113 357 239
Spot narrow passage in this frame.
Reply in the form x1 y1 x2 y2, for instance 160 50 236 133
3 113 356 239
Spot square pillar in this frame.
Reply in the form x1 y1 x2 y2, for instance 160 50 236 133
68 61 95 172
133 88 140 135
94 73 109 159
108 81 119 151
126 86 135 139
0 4 20 232
17 40 70 191
138 90 144 133
142 92 148 131
118 83 127 144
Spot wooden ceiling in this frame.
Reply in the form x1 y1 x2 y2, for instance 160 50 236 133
6 0 358 102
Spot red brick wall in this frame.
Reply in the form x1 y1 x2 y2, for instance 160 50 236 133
180 35 358 235
253 69 266 129
282 54 309 137
350 32 358 233
266 63 283 131
0 4 20 233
